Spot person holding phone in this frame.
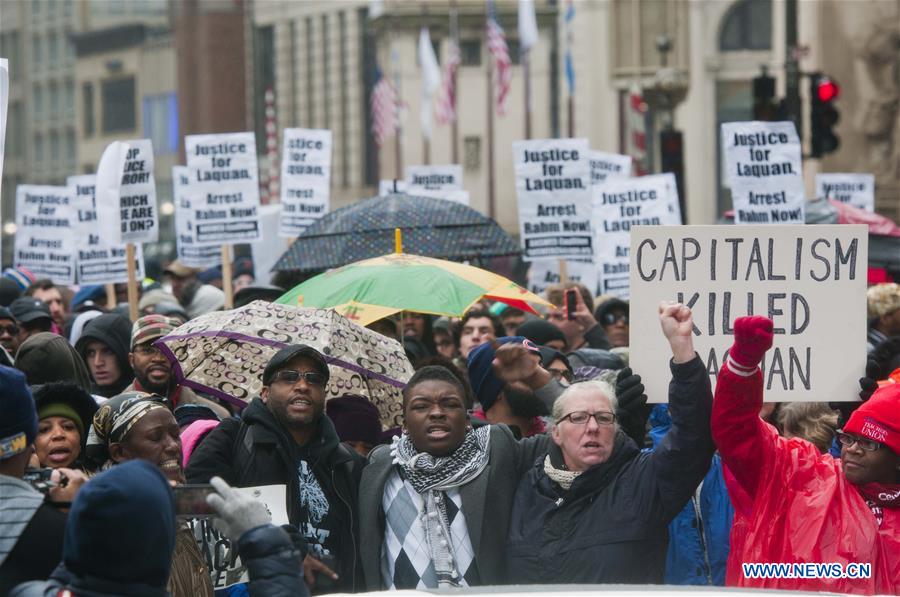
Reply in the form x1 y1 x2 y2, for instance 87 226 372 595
544 283 613 351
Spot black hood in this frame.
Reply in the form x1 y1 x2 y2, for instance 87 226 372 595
75 313 134 397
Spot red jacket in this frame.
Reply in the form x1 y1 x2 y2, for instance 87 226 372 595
711 363 900 595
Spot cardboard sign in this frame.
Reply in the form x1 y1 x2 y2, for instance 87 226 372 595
527 258 598 296
592 175 675 298
629 225 868 403
815 173 875 212
514 138 593 261
589 151 632 185
279 128 332 237
188 485 288 590
69 175 144 284
14 185 76 284
185 132 261 243
406 164 463 193
172 166 220 268
722 121 805 225
95 139 158 244
0 58 8 210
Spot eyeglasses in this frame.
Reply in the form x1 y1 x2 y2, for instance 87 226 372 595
548 368 573 383
0 324 18 336
836 431 882 452
558 410 616 426
133 344 164 356
601 313 629 326
271 370 327 387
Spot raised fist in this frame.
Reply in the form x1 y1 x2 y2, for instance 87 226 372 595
729 316 774 369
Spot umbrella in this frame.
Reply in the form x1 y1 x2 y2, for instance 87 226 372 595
273 193 521 273
276 251 553 326
155 300 414 428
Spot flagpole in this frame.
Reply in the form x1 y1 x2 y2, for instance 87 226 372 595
392 44 403 179
487 27 496 220
524 49 532 139
450 0 459 164
422 7 430 166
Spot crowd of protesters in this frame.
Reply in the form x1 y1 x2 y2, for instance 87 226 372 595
0 258 899 596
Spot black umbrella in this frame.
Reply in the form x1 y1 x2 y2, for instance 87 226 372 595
273 193 521 273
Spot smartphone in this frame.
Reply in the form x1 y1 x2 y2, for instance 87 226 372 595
565 289 577 321
173 484 216 518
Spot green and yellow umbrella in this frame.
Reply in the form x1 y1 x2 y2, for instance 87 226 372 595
276 230 552 326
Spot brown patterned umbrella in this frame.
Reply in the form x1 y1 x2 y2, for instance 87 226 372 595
156 300 413 429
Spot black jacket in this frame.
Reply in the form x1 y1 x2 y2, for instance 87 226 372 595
186 399 364 593
505 356 714 584
237 524 309 597
0 503 66 595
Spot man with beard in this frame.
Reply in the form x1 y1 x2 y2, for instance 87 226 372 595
125 314 229 418
467 338 549 437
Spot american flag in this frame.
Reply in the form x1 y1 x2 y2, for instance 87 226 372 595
486 4 512 116
435 40 460 125
371 66 399 147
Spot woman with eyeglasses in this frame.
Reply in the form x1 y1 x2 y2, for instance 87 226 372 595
505 302 715 584
712 316 900 594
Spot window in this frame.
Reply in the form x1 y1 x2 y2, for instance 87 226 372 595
8 103 23 157
32 35 42 69
460 40 481 66
306 17 314 124
66 130 76 163
463 136 481 170
253 25 275 155
50 131 60 163
82 83 95 136
1 32 22 80
49 82 59 118
101 77 136 133
34 134 45 163
33 84 44 120
65 80 75 116
720 0 772 51
66 39 75 65
32 0 41 18
143 93 179 154
48 35 58 68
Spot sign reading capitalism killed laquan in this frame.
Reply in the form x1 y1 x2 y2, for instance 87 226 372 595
14 185 76 285
172 167 220 268
593 174 676 298
279 128 332 237
815 173 875 212
722 121 805 225
185 132 261 243
629 225 868 403
69 175 145 284
513 138 593 261
95 139 158 244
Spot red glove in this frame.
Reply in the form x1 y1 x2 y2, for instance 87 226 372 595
729 316 774 369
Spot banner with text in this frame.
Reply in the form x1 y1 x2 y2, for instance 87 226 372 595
185 132 261 243
722 121 805 225
14 185 76 284
590 151 632 185
514 138 593 261
172 167 220 268
95 139 158 244
279 128 332 237
815 173 875 212
629 224 868 402
69 175 144 284
527 259 599 296
406 164 463 192
593 174 676 298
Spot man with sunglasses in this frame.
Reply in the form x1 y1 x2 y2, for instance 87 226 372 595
595 297 630 348
187 344 364 594
712 316 900 593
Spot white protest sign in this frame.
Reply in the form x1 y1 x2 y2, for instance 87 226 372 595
413 188 470 205
172 167 220 268
379 179 407 196
630 224 868 403
94 139 158 243
406 164 463 193
69 175 144 284
527 258 598 296
0 58 8 210
589 151 632 185
188 485 288 590
592 175 674 298
14 185 76 284
279 128 332 237
252 203 291 285
185 132 261 243
815 173 875 212
722 121 805 225
514 138 593 261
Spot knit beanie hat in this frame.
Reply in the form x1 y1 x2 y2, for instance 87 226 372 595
0 366 37 460
2 267 36 291
37 403 84 437
467 336 540 412
517 318 566 348
844 384 900 455
326 394 381 445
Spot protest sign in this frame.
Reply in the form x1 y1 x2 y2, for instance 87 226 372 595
629 224 868 403
815 173 875 212
185 132 261 243
69 175 144 284
279 128 332 237
660 172 683 225
592 174 674 298
14 185 76 284
722 121 805 225
527 258 598 296
589 151 632 185
413 188 470 205
95 139 158 243
406 164 463 193
513 138 593 260
172 166 219 268
0 58 8 210
253 203 291 286
188 485 288 590
379 179 407 196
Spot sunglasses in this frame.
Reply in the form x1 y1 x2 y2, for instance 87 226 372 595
270 369 327 387
601 313 629 326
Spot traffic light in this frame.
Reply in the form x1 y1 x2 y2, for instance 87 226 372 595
810 73 840 157
753 71 778 121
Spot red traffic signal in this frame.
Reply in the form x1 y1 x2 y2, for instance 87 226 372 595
815 77 840 103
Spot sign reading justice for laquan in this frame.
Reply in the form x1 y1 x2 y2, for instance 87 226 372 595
629 225 867 403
